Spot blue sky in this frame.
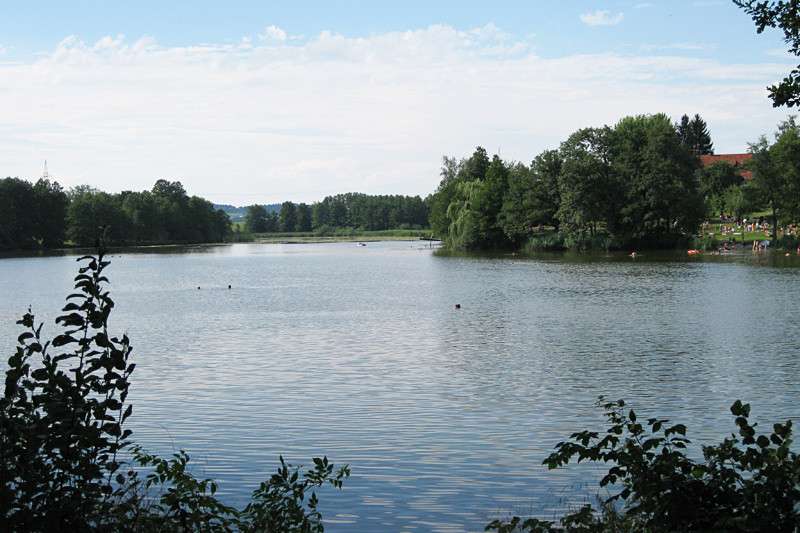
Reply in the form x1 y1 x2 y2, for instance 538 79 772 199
0 1 796 204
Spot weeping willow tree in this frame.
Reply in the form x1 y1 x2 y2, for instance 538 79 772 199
445 180 482 250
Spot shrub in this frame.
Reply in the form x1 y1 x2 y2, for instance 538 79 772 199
487 397 800 532
523 233 566 251
775 234 800 250
691 234 719 251
314 225 334 237
0 238 349 531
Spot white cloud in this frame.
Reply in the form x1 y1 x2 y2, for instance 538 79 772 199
260 25 287 41
0 26 792 204
580 10 624 26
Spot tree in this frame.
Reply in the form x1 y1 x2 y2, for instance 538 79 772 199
747 134 782 238
471 155 512 248
734 0 800 107
428 156 464 239
121 191 163 243
311 200 329 229
67 192 129 246
245 204 268 233
444 180 482 249
151 180 191 242
31 178 69 247
403 195 429 228
265 210 279 232
279 201 297 232
151 179 188 203
557 127 616 242
698 161 745 202
724 183 760 224
296 203 312 232
770 121 800 224
186 196 230 243
67 184 101 201
612 114 702 241
501 151 562 244
428 148 489 240
0 178 37 250
676 113 714 156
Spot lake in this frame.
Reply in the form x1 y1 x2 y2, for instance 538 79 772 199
2 241 800 532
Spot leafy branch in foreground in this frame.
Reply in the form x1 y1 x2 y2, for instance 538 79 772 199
0 239 348 531
487 397 800 532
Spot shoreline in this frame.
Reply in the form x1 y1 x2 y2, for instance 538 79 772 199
0 236 441 259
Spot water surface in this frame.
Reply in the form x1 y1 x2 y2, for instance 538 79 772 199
2 242 799 532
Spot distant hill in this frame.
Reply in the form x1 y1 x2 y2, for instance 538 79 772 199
214 203 281 223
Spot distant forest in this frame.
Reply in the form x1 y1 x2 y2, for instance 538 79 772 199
0 178 231 249
241 193 430 234
0 177 431 250
214 203 280 223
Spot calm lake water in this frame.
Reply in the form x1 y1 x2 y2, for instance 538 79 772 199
2 241 800 532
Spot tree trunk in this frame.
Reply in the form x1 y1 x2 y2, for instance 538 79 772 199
772 199 778 240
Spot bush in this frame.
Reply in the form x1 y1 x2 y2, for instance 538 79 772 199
314 225 334 237
0 238 349 531
691 234 719 251
487 397 800 532
523 233 566 251
775 234 800 250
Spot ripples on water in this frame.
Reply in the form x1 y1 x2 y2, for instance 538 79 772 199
2 243 800 532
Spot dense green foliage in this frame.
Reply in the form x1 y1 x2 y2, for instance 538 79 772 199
487 397 800 532
242 193 429 236
744 117 800 237
0 242 348 531
0 178 70 250
244 203 270 233
698 161 745 215
734 0 800 107
0 178 232 249
676 113 714 156
310 193 429 231
68 180 232 247
431 114 705 251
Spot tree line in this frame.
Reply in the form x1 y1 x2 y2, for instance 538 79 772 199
430 113 713 251
684 116 800 242
0 178 231 249
742 117 800 240
244 192 429 234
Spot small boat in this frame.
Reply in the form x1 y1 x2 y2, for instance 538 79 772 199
358 242 366 246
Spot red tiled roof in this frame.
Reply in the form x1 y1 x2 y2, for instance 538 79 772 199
699 153 752 167
699 153 753 180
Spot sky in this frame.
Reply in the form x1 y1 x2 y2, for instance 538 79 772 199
0 1 797 205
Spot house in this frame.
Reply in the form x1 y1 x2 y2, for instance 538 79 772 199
699 153 753 180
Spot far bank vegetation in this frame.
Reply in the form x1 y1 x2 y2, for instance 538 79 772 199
430 114 800 252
